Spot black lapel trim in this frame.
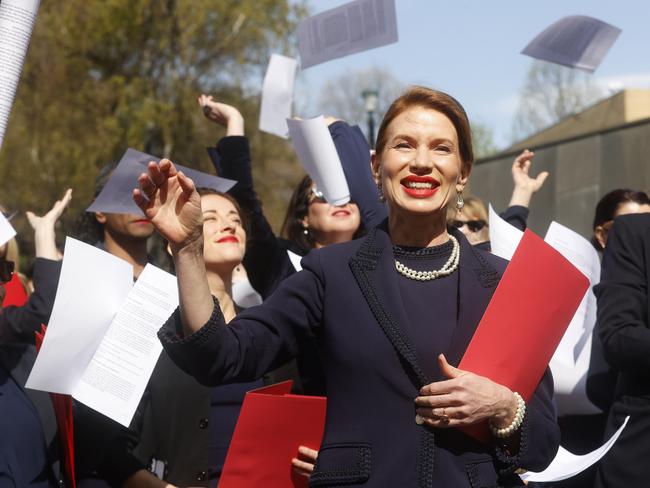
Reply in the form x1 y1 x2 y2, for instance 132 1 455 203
348 226 428 386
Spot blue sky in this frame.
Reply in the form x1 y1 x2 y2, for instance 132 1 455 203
297 0 650 148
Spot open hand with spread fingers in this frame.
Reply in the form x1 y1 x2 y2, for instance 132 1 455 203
414 354 518 430
132 159 203 253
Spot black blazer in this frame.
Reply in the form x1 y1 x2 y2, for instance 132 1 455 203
159 224 559 487
595 213 650 487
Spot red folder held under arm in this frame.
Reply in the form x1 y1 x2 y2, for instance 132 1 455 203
219 380 326 488
2 273 28 307
459 231 589 440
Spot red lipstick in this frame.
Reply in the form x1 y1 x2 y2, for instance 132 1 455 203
217 236 239 244
400 175 440 198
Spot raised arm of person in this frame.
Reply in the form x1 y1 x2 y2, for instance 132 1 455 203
199 95 295 298
0 189 71 344
329 120 387 229
134 160 322 385
501 149 549 231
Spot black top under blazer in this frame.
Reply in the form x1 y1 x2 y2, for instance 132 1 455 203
159 224 559 487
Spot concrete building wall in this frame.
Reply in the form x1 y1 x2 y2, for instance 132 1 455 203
469 119 650 238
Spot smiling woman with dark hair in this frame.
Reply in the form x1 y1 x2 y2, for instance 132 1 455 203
138 86 560 487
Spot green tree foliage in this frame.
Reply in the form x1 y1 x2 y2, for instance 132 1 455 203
0 0 307 258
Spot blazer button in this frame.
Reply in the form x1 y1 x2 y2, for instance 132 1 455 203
199 417 209 429
196 471 207 481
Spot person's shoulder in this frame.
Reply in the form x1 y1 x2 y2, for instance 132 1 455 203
303 236 366 265
473 245 509 273
612 213 650 237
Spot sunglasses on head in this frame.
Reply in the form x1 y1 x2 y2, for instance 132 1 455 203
450 219 487 232
0 259 15 284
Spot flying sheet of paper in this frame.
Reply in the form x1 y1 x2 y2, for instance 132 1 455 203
259 54 297 138
287 250 303 272
521 416 630 483
287 116 350 206
27 238 178 426
0 0 40 148
522 15 621 72
0 211 17 247
545 221 601 415
87 148 236 216
297 0 398 69
73 264 178 426
488 204 524 261
26 237 133 394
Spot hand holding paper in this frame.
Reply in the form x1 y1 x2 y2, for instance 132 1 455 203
458 231 589 441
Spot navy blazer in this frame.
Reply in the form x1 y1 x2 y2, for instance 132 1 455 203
594 213 650 487
159 225 559 487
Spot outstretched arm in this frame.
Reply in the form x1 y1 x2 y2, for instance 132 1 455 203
134 159 213 336
200 95 295 297
0 189 72 344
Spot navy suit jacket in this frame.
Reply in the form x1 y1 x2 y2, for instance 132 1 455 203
159 225 559 487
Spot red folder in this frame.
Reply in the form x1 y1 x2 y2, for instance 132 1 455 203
34 325 76 488
2 273 28 307
458 230 589 441
219 381 326 488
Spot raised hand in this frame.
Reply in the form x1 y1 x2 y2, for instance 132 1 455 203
26 188 72 232
509 149 549 209
27 188 73 260
133 159 203 252
414 354 517 429
197 94 244 136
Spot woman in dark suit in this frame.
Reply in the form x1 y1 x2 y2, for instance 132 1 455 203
594 212 650 487
135 87 559 487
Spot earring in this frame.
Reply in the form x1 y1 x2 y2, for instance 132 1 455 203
375 175 385 203
303 228 309 236
456 191 464 210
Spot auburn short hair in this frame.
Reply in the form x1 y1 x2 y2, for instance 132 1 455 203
375 86 474 174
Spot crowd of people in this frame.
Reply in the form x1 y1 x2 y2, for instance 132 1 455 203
1 86 649 488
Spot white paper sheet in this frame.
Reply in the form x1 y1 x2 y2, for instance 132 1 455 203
545 222 601 415
26 237 133 394
298 0 398 69
0 211 17 247
259 54 297 138
287 250 303 272
522 15 621 72
0 0 40 148
287 116 350 206
73 264 178 426
232 278 263 309
521 416 630 483
487 204 524 261
27 238 178 426
87 148 236 216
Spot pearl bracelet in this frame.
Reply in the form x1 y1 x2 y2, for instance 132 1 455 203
489 392 526 439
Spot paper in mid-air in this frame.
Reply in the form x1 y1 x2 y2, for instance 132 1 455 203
0 0 41 148
87 148 235 216
27 237 179 427
298 0 398 69
259 54 298 138
287 116 351 206
522 15 621 72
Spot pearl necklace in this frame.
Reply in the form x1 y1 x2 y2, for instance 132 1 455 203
394 235 460 281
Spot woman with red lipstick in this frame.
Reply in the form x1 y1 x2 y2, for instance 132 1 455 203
140 87 559 487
